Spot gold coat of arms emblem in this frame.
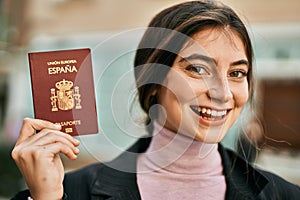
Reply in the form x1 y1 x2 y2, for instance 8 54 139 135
50 79 82 111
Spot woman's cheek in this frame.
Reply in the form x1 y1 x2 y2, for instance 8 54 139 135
163 69 202 103
232 82 249 107
169 79 207 104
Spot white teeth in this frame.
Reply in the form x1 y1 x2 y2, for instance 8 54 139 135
198 107 201 113
206 109 211 115
192 105 228 119
216 111 222 117
211 110 217 116
196 106 227 117
212 110 227 117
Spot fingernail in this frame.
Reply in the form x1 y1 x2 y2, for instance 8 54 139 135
74 139 80 144
75 148 80 154
54 123 61 129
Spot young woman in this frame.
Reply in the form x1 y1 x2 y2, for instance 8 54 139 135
11 1 300 199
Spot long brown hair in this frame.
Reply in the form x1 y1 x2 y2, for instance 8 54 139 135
134 0 254 126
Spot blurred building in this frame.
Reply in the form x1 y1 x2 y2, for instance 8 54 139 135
0 0 300 198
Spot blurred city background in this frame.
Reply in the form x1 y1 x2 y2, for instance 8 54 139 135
0 0 300 199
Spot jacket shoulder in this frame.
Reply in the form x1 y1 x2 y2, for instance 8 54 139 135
219 144 300 199
63 160 140 200
256 168 300 199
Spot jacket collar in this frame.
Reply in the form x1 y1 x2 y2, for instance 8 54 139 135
218 144 269 199
91 138 269 199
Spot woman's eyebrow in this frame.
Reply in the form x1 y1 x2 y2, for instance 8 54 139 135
230 59 249 68
179 53 249 68
179 54 217 65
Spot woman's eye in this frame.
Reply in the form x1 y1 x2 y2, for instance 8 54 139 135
229 70 247 78
185 65 209 76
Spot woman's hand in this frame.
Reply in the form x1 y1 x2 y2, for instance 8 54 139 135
11 118 80 200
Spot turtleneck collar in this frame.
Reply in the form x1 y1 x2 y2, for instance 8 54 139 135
138 120 223 175
137 121 226 200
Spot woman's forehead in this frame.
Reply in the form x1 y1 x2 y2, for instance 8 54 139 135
178 27 246 59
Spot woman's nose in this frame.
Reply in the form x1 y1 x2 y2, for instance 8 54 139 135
207 77 233 103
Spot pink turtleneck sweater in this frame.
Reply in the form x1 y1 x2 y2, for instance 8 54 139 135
137 121 226 200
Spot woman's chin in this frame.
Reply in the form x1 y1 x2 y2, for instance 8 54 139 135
191 126 228 144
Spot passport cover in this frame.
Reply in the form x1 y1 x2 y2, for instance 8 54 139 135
28 48 98 136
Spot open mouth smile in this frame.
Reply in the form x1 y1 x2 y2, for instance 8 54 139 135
190 105 229 121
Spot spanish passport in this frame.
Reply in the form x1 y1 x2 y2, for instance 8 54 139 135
28 48 98 136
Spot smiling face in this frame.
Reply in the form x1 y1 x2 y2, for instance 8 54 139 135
156 27 249 143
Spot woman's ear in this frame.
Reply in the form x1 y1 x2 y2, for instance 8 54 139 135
149 88 160 105
151 90 157 97
151 87 161 99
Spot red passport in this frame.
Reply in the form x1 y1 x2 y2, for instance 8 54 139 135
28 48 98 136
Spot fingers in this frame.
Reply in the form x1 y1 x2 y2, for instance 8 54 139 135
28 128 80 147
17 118 62 145
12 118 80 162
33 130 80 159
42 142 80 160
12 129 80 161
18 141 79 162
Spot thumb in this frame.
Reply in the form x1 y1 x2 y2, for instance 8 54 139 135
16 118 61 145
